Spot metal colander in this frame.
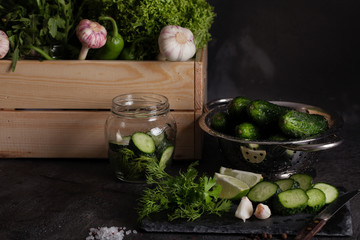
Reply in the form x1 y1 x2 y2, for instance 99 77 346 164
199 98 344 179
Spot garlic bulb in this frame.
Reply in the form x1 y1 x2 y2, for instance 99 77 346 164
235 196 253 222
76 19 107 60
158 25 196 61
254 203 271 220
0 30 10 59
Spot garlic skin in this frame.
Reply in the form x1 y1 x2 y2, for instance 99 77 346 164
235 196 253 222
76 19 107 60
0 30 10 59
158 25 196 61
254 203 271 220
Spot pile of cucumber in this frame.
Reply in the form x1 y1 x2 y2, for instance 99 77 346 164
108 131 174 180
210 96 329 140
246 173 339 215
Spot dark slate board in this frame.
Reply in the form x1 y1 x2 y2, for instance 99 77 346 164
140 202 353 237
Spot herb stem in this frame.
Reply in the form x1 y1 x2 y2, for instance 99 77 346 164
27 46 53 60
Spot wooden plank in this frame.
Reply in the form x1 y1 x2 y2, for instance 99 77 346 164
0 110 195 159
193 47 207 159
194 47 207 111
0 60 195 110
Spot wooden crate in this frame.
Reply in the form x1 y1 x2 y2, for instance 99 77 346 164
0 48 207 159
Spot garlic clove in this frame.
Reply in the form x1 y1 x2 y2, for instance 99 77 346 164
235 196 253 222
254 203 271 220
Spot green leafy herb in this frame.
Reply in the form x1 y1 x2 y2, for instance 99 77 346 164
84 0 216 60
0 0 79 70
137 161 232 222
109 147 157 181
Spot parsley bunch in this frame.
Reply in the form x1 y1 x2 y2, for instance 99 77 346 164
137 161 232 222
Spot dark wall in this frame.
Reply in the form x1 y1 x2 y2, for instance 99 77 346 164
206 0 360 126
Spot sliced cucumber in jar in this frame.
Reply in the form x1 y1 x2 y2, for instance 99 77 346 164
159 145 174 169
130 132 156 154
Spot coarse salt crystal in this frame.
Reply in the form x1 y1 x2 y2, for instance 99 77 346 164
86 226 136 240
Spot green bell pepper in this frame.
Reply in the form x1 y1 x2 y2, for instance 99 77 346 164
97 16 124 60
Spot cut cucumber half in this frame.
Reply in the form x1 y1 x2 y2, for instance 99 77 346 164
247 181 279 203
274 188 309 215
275 178 299 192
313 183 339 204
290 173 313 191
159 145 174 169
131 132 156 154
306 188 326 213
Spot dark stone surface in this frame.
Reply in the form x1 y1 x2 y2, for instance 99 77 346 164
140 202 352 236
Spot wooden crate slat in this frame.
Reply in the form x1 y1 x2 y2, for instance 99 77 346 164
0 110 195 159
0 60 195 110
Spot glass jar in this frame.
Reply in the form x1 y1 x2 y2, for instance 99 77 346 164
105 93 177 183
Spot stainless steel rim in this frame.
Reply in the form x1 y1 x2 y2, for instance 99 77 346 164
199 98 344 151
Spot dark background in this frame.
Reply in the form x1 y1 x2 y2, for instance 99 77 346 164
207 0 360 128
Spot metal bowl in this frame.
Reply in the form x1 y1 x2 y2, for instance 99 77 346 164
199 98 344 179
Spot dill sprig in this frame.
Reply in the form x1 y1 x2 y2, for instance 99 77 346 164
137 161 232 222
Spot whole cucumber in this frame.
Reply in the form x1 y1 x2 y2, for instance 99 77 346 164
247 100 290 128
279 110 329 138
234 122 261 140
227 96 251 122
210 112 230 133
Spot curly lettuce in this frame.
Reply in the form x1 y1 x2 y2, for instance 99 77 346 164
84 0 216 60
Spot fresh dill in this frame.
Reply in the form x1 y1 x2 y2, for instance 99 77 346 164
137 161 232 222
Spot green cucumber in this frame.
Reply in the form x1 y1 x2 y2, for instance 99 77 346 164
227 96 251 121
279 110 329 138
210 112 230 133
247 100 290 128
273 188 309 215
247 181 279 203
290 173 313 191
313 183 339 204
130 132 156 154
306 188 326 213
234 122 261 140
275 178 300 192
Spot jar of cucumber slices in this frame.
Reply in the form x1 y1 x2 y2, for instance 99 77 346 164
105 93 177 183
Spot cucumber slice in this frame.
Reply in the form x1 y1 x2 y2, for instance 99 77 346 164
275 178 299 192
306 188 326 213
247 181 279 203
131 132 156 154
290 173 313 191
313 183 339 204
158 145 174 169
147 129 165 147
274 188 309 215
